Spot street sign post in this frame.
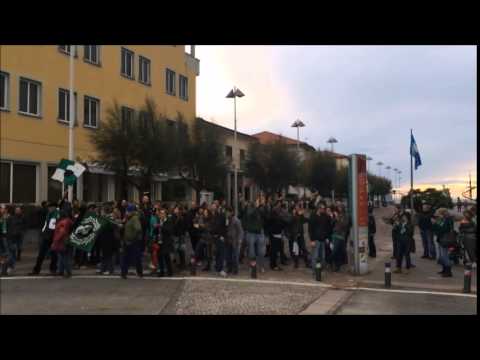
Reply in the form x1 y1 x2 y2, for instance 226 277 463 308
349 154 369 275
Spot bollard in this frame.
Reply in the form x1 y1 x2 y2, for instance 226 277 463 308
190 256 196 276
250 260 257 279
385 262 391 288
315 260 322 281
463 263 472 293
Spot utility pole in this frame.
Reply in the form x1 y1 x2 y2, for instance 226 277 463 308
68 45 75 202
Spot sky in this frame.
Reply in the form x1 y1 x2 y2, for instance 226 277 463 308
195 46 477 199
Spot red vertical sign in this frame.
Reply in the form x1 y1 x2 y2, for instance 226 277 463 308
357 156 368 227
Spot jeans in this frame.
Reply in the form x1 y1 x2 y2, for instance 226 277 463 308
57 247 73 275
246 232 266 269
311 241 325 274
33 235 57 274
420 229 435 258
173 235 186 268
6 237 17 269
438 246 451 268
270 234 282 269
396 240 411 269
214 236 226 272
327 235 345 270
225 242 240 273
120 242 143 277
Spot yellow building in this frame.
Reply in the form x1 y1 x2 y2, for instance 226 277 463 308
0 45 199 205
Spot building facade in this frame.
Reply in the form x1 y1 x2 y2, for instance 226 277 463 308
197 119 259 205
0 45 199 205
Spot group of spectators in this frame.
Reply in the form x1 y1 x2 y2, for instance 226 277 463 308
1 193 360 279
386 202 477 277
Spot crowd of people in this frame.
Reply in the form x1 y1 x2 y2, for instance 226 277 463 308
0 193 359 279
1 194 476 280
385 202 477 277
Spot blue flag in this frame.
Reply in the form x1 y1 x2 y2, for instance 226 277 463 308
410 132 422 170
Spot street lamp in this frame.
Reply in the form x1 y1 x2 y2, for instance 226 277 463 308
398 170 402 188
393 168 398 188
385 166 391 182
291 119 306 199
327 137 338 152
376 161 383 177
366 157 373 173
226 86 245 218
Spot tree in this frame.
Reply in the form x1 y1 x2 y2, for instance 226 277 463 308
306 150 337 197
179 118 229 201
401 187 453 211
89 101 138 199
334 166 349 199
368 174 392 199
246 139 299 197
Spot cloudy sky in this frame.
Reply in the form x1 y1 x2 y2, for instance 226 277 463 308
195 46 476 198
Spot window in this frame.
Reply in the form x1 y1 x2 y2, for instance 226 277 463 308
0 72 9 110
84 96 100 128
225 145 233 160
0 162 37 203
0 162 11 203
84 45 100 65
83 173 108 203
179 75 188 100
58 45 77 56
58 88 77 123
121 47 135 79
19 77 41 116
121 106 134 130
166 69 176 95
139 56 151 85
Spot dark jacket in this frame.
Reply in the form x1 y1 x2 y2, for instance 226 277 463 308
242 205 265 234
398 221 414 253
96 215 121 256
417 210 434 231
332 213 350 239
290 214 307 238
210 211 227 238
159 215 174 253
268 209 287 235
309 212 331 242
123 213 142 246
172 214 186 237
7 214 27 239
432 216 454 248
226 216 244 248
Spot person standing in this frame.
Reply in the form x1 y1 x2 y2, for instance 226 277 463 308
289 204 310 268
5 207 26 274
269 201 287 271
157 208 174 277
386 205 403 260
225 206 243 275
210 203 227 277
97 205 121 275
459 210 477 265
51 210 73 278
139 194 152 259
0 205 9 275
29 202 60 276
120 204 143 279
433 208 455 277
456 197 462 213
368 206 377 258
309 203 331 272
327 205 349 272
393 212 414 274
243 197 267 274
172 206 187 271
417 203 436 259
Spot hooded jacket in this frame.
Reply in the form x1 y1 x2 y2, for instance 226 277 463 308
51 217 73 252
123 212 142 245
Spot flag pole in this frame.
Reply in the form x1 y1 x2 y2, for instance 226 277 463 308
68 45 75 202
410 129 414 211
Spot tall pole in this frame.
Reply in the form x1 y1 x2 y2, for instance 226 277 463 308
233 92 238 218
469 172 472 200
68 46 75 202
410 129 414 211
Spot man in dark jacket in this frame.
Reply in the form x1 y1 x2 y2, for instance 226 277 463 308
120 204 143 279
417 203 436 259
157 208 174 277
288 204 310 268
139 194 152 254
7 207 27 263
309 203 331 272
244 197 267 273
210 203 227 276
171 206 187 270
269 201 287 271
29 202 60 276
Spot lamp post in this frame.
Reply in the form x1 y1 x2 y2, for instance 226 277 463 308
385 166 391 182
327 137 338 152
398 170 402 188
68 45 75 202
291 119 306 199
226 86 245 218
376 161 383 177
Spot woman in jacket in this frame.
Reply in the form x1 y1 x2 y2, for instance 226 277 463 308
51 210 73 278
432 208 455 277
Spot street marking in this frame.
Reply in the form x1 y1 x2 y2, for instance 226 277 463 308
1 275 476 298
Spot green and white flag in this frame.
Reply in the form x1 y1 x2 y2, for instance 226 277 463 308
67 212 108 253
51 159 86 185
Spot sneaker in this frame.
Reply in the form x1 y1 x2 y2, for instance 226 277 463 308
96 268 102 274
6 267 13 276
103 271 111 275
219 270 227 278
260 267 266 273
149 263 156 270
